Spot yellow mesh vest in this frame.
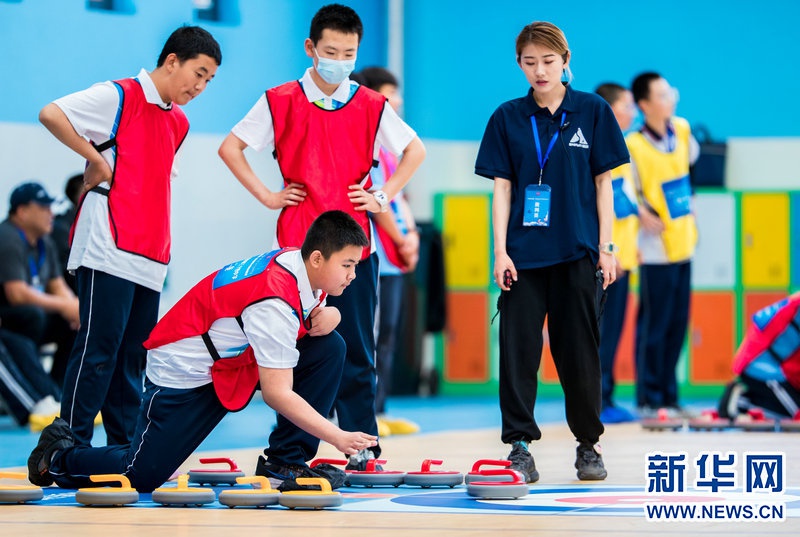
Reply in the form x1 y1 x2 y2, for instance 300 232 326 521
611 163 639 270
626 117 697 262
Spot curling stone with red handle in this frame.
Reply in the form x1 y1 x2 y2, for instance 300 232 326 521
403 459 463 488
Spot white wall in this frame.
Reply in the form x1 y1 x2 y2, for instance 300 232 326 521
0 122 483 312
0 121 283 313
165 134 282 309
725 138 800 191
404 139 487 221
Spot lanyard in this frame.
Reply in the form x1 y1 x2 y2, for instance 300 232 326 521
15 227 45 283
530 111 567 185
643 122 676 152
665 123 676 152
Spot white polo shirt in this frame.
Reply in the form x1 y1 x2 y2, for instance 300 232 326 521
53 69 182 291
231 68 416 251
145 250 324 389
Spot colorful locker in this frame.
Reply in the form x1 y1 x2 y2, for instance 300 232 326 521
440 194 491 290
742 291 788 338
689 291 736 383
693 192 736 289
540 319 558 383
613 293 637 383
741 193 789 289
443 292 489 383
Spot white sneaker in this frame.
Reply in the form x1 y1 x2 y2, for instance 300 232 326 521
30 395 60 416
29 395 61 432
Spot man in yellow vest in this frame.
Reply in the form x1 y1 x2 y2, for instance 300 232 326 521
627 72 698 418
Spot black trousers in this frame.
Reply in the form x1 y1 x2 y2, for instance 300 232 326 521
740 372 800 418
52 332 347 493
0 304 76 386
0 329 60 424
635 261 691 408
375 273 405 415
321 253 380 449
598 271 630 409
61 268 159 446
498 256 604 445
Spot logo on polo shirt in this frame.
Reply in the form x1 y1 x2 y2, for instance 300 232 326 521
569 128 589 149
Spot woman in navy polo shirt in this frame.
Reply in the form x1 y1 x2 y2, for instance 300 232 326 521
475 21 629 483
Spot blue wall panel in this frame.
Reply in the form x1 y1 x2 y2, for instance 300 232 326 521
0 0 387 134
3 0 800 141
403 0 800 141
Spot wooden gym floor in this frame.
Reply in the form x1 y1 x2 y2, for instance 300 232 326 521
2 419 799 536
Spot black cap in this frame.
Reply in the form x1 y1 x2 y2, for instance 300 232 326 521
9 182 55 211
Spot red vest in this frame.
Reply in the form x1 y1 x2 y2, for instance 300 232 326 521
372 148 408 271
267 81 386 259
734 293 800 390
144 249 323 411
145 249 318 350
74 77 189 264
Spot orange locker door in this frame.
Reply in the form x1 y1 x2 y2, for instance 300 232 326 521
743 291 788 338
444 292 489 382
540 318 558 383
613 293 637 383
690 292 735 383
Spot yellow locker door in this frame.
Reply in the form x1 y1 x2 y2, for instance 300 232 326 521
442 195 490 289
741 193 789 288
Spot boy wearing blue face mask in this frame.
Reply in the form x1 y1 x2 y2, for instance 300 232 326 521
219 3 425 477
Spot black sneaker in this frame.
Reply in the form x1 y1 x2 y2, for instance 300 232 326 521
718 381 745 419
254 455 345 491
308 463 346 489
345 448 383 472
27 417 74 486
575 442 607 480
506 441 539 483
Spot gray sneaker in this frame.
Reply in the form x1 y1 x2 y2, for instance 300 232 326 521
506 441 539 483
346 448 383 471
575 442 607 480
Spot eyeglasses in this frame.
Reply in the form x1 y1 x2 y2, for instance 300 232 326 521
652 87 680 103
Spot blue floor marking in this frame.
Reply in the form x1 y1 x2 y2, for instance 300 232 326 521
0 395 716 468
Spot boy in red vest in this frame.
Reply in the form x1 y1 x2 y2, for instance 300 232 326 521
218 4 425 471
38 26 221 447
28 211 377 493
719 293 800 419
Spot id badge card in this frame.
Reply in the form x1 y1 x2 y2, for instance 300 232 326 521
661 175 692 219
612 178 637 219
31 275 44 292
523 184 551 227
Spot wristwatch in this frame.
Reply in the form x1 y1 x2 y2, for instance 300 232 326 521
599 241 618 255
372 190 389 213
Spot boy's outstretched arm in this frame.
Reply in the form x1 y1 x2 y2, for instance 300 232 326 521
259 366 377 454
218 133 307 210
39 104 112 190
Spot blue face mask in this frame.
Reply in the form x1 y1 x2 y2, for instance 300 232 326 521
314 49 356 85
